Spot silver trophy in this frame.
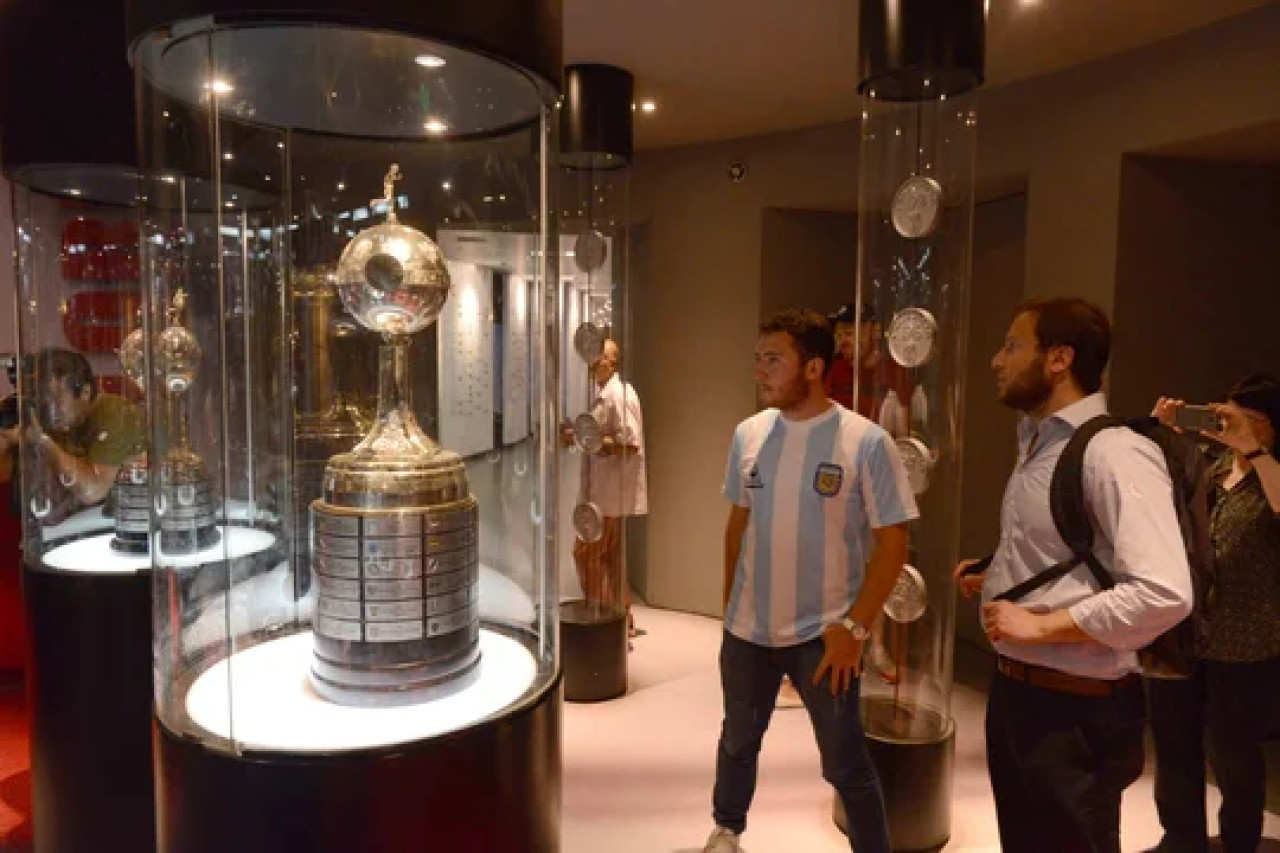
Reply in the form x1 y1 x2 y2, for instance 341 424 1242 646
112 291 220 554
309 164 481 707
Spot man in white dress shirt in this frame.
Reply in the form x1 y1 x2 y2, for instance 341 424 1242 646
955 297 1193 853
571 339 647 630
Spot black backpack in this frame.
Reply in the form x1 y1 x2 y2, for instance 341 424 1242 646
993 415 1214 679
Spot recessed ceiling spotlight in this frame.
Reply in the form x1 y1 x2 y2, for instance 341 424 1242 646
415 54 446 69
423 118 449 134
205 78 233 95
640 100 657 113
442 181 452 191
64 188 82 197
223 151 234 161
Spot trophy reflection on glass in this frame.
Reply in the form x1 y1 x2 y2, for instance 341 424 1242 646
113 290 220 554
309 165 481 707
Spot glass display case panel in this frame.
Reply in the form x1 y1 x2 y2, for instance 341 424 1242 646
855 87 977 746
134 20 557 755
557 165 634 631
11 170 148 574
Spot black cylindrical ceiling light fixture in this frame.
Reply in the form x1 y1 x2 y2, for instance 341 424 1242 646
833 2 983 851
126 2 564 851
0 1 158 851
556 62 638 705
560 63 634 170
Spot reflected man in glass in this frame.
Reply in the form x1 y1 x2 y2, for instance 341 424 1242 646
0 348 144 524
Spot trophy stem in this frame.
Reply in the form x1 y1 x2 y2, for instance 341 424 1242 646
377 336 411 423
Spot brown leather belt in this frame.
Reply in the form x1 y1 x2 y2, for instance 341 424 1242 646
997 656 1140 698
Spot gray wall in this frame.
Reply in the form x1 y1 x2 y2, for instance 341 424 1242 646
629 5 1280 618
1112 157 1280 415
759 208 858 321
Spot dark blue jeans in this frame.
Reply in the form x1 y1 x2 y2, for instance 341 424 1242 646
712 630 889 853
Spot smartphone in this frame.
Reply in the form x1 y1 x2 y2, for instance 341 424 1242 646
1173 404 1223 433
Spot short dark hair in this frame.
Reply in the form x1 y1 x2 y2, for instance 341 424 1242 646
760 309 835 376
1015 297 1111 394
37 347 96 399
1228 373 1280 433
829 301 876 327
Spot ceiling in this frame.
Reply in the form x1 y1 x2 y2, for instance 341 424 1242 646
563 0 1275 150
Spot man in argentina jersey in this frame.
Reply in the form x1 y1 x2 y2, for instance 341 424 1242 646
701 309 918 853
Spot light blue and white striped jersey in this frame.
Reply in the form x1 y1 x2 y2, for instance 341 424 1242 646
723 403 919 648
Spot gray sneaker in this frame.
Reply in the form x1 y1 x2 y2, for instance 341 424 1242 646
703 826 742 853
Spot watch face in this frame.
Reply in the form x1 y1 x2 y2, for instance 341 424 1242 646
896 436 934 496
573 411 603 454
890 175 943 240
573 502 604 543
885 307 938 369
573 230 608 273
573 321 605 363
883 564 928 623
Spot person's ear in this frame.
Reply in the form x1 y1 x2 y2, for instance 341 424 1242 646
1045 345 1075 382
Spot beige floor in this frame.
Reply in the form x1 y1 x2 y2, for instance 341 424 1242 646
562 604 1280 853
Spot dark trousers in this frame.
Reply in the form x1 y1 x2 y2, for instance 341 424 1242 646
985 668 1146 853
1146 666 1209 853
1149 657 1280 853
712 630 889 853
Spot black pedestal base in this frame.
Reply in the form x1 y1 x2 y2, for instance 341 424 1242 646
24 560 155 853
560 600 626 703
156 672 562 852
834 704 955 852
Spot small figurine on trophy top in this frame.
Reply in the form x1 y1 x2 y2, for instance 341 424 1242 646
310 164 482 708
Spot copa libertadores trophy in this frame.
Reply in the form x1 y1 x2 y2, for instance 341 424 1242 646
310 164 482 707
113 291 220 554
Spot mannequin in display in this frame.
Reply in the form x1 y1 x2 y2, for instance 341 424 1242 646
564 338 648 636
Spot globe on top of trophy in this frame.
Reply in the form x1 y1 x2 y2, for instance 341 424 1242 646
118 315 146 392
334 163 451 338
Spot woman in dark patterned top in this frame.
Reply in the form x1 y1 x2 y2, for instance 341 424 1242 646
1147 374 1280 853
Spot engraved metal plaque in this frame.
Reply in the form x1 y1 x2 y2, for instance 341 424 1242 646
883 564 928 623
890 175 943 240
573 501 604 543
574 321 606 363
886 307 938 369
896 436 934 496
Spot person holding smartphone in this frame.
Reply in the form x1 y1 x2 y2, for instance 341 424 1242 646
1146 374 1280 853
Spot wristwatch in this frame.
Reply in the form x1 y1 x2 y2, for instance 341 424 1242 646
840 616 869 641
1244 446 1271 461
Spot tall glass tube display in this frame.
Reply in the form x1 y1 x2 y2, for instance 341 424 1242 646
557 63 638 703
839 2 984 850
127 2 563 849
1 0 157 848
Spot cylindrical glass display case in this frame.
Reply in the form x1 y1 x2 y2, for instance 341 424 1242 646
127 2 562 849
838 2 984 851
1 0 157 848
556 63 640 703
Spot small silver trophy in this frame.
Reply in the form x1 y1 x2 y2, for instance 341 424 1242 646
309 164 481 707
112 291 219 554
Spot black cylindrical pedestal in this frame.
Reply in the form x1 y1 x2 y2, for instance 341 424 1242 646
156 674 562 852
560 600 626 703
834 705 955 852
23 560 156 853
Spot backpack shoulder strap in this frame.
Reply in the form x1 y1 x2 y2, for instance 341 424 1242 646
995 413 1122 603
1050 413 1124 591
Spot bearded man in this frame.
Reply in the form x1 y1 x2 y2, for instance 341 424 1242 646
954 297 1192 853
